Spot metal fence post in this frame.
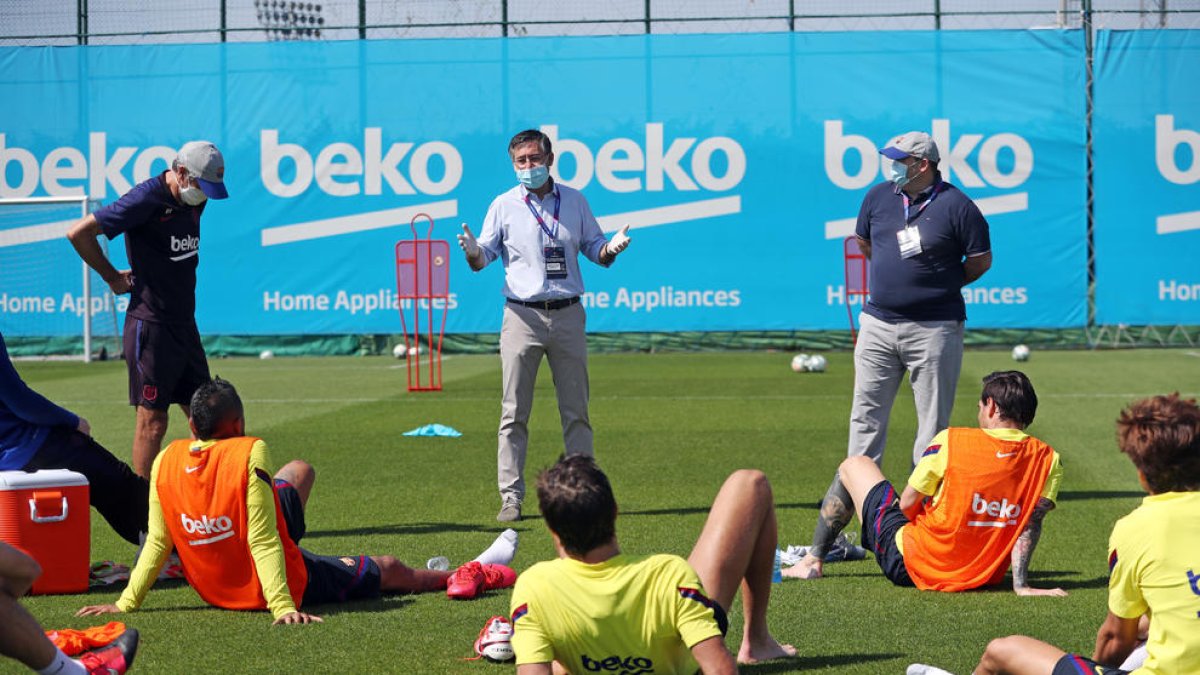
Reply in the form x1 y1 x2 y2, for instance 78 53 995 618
359 0 366 39
220 0 227 42
77 0 88 45
934 0 942 30
645 0 651 34
1083 0 1096 327
502 0 508 37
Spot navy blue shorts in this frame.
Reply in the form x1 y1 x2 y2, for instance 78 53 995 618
1053 654 1128 675
274 479 382 606
124 316 209 410
860 480 914 587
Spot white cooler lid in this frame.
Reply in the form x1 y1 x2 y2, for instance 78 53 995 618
0 469 89 489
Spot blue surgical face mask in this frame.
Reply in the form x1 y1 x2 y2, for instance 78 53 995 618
887 159 913 188
516 165 550 190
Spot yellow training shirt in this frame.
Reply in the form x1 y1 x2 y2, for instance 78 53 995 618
1108 491 1200 675
510 553 724 674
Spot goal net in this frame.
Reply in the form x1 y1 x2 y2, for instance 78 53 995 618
0 197 123 361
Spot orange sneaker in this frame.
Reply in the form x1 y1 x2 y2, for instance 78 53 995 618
447 562 485 599
77 628 139 675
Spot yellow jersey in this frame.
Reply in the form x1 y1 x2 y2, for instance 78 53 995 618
1108 491 1200 675
510 553 724 674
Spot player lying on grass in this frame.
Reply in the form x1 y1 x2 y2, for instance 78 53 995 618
77 377 517 625
788 371 1065 595
968 393 1200 674
0 330 147 546
1 542 139 675
511 456 796 674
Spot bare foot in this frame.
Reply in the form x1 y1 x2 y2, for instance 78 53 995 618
738 638 798 664
781 554 822 580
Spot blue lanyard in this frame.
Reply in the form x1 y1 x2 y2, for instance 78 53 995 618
902 179 944 224
524 189 561 241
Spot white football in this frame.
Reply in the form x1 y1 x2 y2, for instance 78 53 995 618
1012 344 1031 362
259 350 274 360
791 354 810 372
408 345 422 356
479 640 515 663
806 354 827 372
392 343 406 359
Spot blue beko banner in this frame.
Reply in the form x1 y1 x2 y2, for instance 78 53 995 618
1094 30 1200 325
0 30 1086 335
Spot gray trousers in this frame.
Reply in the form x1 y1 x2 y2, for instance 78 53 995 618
849 312 964 467
811 311 963 557
497 301 593 503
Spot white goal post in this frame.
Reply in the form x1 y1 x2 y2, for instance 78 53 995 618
0 195 120 362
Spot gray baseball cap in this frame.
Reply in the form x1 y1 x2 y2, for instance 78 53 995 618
879 131 940 163
177 141 228 199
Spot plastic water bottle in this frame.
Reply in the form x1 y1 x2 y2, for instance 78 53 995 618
772 549 783 583
426 556 450 571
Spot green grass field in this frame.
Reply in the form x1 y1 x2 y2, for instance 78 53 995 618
11 348 1200 674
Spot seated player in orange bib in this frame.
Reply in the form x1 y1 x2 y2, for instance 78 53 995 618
795 371 1066 595
77 378 517 625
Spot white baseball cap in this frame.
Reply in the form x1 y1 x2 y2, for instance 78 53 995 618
177 141 228 199
880 131 940 163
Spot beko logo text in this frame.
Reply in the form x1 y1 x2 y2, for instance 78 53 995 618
261 129 462 197
0 132 175 199
181 513 233 535
1157 115 1200 184
543 123 746 193
824 120 1034 190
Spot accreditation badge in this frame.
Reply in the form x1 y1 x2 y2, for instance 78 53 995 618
544 245 567 279
897 224 923 259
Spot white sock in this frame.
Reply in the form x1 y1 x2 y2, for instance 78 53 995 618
473 529 519 566
37 649 86 675
906 664 955 675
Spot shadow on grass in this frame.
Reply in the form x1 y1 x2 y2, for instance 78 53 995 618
304 595 413 618
742 652 901 673
1027 570 1108 590
1056 490 1143 501
303 521 522 539
82 577 190 596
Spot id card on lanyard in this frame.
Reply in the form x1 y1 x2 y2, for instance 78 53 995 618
897 180 943 260
525 190 567 279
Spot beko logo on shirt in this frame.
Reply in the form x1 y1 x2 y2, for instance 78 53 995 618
581 654 653 674
180 513 235 545
169 234 199 261
171 235 198 252
967 493 1021 527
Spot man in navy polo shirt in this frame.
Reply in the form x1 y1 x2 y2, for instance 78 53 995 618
456 129 632 522
788 131 992 580
68 141 229 480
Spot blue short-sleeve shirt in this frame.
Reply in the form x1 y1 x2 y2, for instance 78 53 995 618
855 176 990 322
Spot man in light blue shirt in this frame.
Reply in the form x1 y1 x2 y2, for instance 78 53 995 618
458 129 632 522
